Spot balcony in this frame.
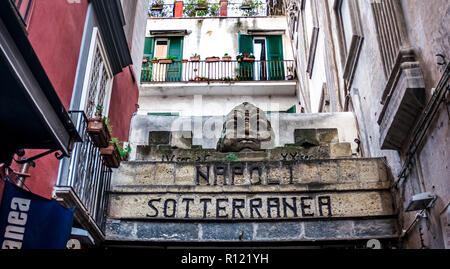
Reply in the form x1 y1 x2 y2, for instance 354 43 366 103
141 59 295 82
140 59 296 96
148 0 281 18
54 111 112 245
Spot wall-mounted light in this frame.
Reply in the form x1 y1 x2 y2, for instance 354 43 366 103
405 192 437 212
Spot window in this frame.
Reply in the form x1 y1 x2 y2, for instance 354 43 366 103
370 0 408 78
142 36 184 82
239 34 285 81
80 28 114 119
334 0 363 90
302 0 319 78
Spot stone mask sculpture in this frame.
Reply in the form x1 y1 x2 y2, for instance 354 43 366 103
217 102 275 152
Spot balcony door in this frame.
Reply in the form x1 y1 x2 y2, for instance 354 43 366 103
144 37 183 82
239 35 285 81
253 38 268 80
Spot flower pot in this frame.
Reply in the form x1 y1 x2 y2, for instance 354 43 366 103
158 58 173 64
195 4 208 10
190 56 200 62
142 58 148 64
194 77 202 81
100 142 121 168
240 5 252 10
222 56 232 61
87 118 111 148
206 57 220 62
181 59 188 63
151 59 159 64
151 4 163 10
243 57 255 62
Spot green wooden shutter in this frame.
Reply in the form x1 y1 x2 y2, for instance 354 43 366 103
167 37 184 81
238 34 254 81
143 37 154 59
267 35 284 80
142 37 154 82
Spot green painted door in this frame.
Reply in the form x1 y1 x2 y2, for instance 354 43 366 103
267 35 284 80
166 37 183 81
142 37 154 82
238 34 254 80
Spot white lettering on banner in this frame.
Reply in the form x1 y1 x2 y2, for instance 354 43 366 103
1 197 31 249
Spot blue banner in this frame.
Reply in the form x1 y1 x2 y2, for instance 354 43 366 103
0 181 74 249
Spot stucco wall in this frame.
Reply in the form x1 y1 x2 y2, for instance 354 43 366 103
146 16 294 61
10 0 89 199
287 0 450 248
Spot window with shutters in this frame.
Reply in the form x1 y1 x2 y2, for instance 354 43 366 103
333 0 363 90
239 34 285 81
141 36 184 82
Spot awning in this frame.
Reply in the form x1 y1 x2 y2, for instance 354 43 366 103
0 1 81 164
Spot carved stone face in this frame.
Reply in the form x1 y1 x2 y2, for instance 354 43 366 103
217 102 275 152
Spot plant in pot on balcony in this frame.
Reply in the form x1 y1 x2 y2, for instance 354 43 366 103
243 53 255 62
222 53 232 61
206 56 220 62
159 55 175 64
195 0 209 10
87 105 111 148
151 57 159 64
100 137 122 168
190 53 201 61
151 0 165 10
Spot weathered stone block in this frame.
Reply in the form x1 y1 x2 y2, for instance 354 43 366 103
136 222 199 241
330 142 352 157
255 222 303 240
317 129 339 145
338 160 358 182
299 162 319 183
111 162 135 185
135 164 155 184
155 163 175 184
174 164 195 185
358 160 380 182
201 223 253 240
294 129 320 147
318 161 339 183
171 131 193 149
304 220 353 240
149 131 171 145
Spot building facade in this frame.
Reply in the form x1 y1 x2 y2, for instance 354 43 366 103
103 0 400 249
285 0 449 248
1 0 147 248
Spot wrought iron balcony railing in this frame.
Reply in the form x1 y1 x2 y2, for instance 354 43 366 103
141 59 295 83
55 111 112 242
148 1 269 18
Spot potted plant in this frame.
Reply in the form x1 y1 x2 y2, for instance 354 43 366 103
159 55 175 64
100 139 121 168
87 106 111 148
151 57 159 64
206 56 220 62
195 0 209 10
236 53 244 62
243 53 255 62
181 59 189 63
222 53 232 61
190 53 201 61
151 0 164 10
142 57 149 64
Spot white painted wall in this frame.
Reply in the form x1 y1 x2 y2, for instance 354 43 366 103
145 16 294 61
138 94 298 116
